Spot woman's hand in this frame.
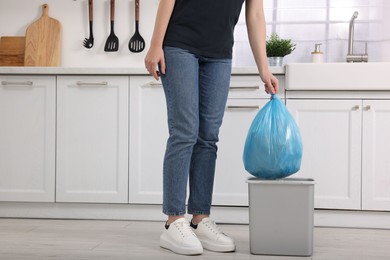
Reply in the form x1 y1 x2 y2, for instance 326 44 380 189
260 70 279 94
144 0 175 81
144 46 165 81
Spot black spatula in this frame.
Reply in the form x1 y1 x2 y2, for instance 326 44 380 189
129 0 145 53
104 0 119 52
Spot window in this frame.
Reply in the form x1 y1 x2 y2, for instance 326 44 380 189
233 0 389 66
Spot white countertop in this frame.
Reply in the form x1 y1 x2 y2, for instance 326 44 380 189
0 66 285 75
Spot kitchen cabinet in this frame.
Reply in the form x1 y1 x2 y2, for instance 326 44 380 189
56 76 129 203
361 100 390 211
287 98 390 211
129 76 167 204
287 99 362 210
0 76 55 202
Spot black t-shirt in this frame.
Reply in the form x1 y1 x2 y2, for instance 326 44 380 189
163 0 245 59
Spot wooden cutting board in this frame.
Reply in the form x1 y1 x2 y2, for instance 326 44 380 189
24 4 61 66
0 36 26 66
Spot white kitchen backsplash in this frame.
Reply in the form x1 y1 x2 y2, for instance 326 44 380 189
0 0 159 67
1 0 389 67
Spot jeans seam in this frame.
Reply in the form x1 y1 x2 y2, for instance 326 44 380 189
188 209 211 215
163 210 186 216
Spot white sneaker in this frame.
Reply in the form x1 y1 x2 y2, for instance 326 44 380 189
160 218 203 255
191 217 236 252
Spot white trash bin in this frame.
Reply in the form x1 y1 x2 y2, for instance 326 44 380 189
247 177 315 256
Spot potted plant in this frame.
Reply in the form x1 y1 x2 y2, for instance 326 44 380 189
266 32 296 66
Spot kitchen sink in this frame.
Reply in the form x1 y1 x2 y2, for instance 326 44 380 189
285 63 390 90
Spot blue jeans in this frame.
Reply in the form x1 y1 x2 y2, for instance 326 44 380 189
160 46 232 216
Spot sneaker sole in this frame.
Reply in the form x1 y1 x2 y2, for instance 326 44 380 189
160 236 203 255
200 239 236 252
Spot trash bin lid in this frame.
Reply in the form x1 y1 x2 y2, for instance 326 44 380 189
246 177 315 185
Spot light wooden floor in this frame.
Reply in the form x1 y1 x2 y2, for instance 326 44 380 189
0 218 389 260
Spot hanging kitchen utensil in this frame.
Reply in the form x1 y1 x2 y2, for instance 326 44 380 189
83 0 94 49
104 0 119 52
128 0 145 53
24 4 61 66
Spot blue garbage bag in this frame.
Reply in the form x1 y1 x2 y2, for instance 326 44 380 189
243 94 302 179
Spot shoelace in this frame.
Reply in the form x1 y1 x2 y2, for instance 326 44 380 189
173 221 197 238
203 219 223 235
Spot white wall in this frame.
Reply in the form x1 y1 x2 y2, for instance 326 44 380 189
1 0 388 67
0 0 159 67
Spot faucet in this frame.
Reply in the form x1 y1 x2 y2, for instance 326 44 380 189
346 11 368 62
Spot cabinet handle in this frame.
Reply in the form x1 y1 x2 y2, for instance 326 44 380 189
76 81 108 86
352 105 360 111
148 81 163 87
1 81 33 86
229 86 259 90
364 105 371 111
227 105 260 110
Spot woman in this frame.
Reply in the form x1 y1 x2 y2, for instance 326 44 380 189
145 0 278 255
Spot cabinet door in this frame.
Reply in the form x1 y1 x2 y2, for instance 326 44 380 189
56 76 129 203
362 100 390 211
129 76 167 204
287 100 362 210
213 99 268 206
0 76 55 202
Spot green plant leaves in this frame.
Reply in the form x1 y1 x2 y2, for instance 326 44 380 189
266 33 296 57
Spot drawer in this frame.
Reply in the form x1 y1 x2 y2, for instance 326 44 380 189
0 75 55 88
229 76 285 99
